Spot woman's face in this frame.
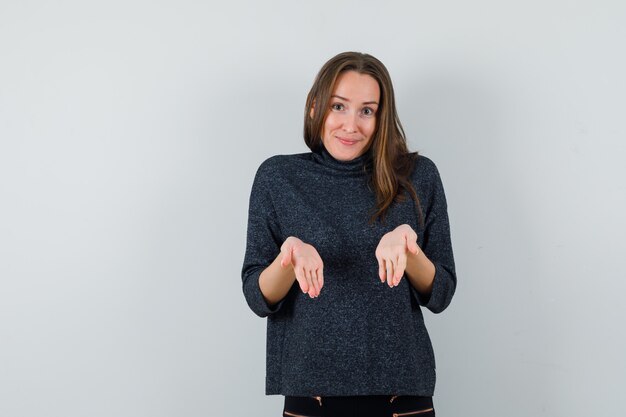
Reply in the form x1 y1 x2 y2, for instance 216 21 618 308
319 71 380 161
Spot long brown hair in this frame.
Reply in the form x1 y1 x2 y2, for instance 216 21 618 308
304 51 424 227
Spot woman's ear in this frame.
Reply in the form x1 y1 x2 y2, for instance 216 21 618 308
309 100 315 119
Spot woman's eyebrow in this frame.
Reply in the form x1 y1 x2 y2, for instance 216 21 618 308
331 94 379 105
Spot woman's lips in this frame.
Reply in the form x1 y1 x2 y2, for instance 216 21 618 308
337 136 359 146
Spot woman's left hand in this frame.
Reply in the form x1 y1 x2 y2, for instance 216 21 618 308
375 224 421 288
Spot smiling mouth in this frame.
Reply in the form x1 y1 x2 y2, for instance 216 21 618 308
337 137 359 145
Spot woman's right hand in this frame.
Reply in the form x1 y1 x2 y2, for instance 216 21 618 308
280 236 324 298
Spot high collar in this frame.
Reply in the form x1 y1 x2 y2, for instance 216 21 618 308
312 144 373 174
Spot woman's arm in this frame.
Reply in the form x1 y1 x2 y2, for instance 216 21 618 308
258 251 296 306
409 157 457 313
259 236 325 306
404 247 436 298
375 157 457 314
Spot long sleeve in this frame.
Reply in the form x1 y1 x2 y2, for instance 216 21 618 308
241 159 286 317
411 158 457 314
242 150 450 395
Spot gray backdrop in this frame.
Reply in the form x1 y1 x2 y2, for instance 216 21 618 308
1 1 624 416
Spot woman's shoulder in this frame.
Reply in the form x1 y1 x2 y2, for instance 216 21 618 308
407 152 445 192
409 152 440 177
254 152 314 177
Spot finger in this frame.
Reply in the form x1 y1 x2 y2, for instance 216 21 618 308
308 267 320 297
304 268 312 297
281 249 291 267
312 268 321 297
305 268 315 298
407 236 420 255
395 254 405 286
316 267 324 293
377 255 385 283
297 267 308 293
390 257 399 287
386 259 394 287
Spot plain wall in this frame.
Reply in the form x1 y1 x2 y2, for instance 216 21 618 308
1 1 625 416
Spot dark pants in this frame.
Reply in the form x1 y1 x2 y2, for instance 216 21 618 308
283 395 434 417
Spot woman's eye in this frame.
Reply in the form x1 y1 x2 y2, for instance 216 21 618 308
331 103 344 111
362 107 375 116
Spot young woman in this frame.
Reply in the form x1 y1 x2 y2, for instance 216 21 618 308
242 51 457 417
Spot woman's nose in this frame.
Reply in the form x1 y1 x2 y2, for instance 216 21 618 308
342 111 358 133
